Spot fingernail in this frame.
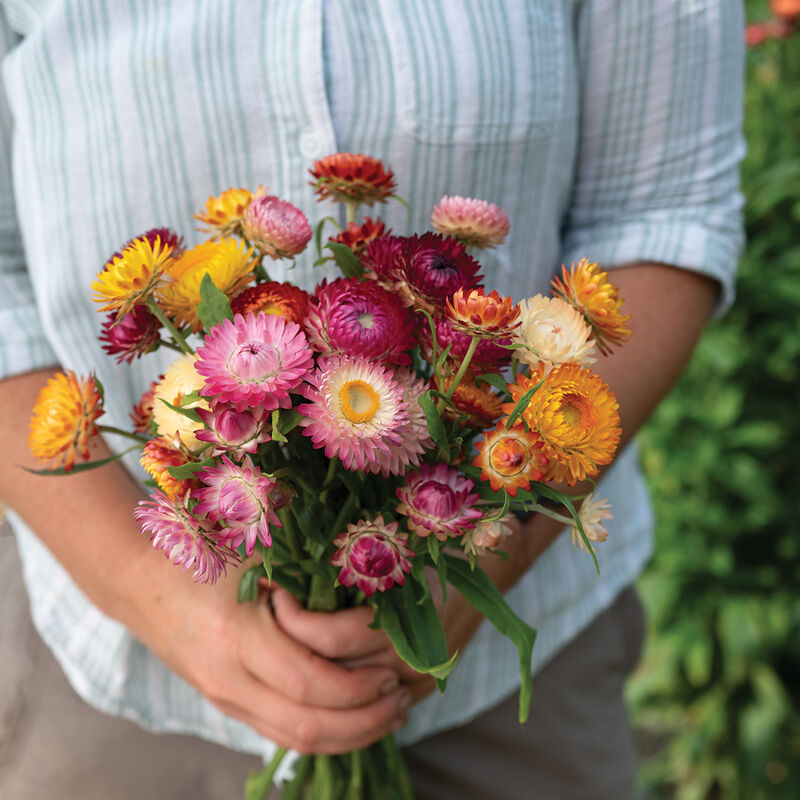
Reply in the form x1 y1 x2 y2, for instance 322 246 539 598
379 677 399 696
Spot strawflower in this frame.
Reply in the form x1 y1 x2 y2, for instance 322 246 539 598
396 463 482 541
194 405 271 457
134 489 238 583
195 187 261 238
446 287 520 340
310 153 397 206
230 281 310 326
418 316 512 375
140 437 198 500
436 375 504 429
431 196 510 249
329 217 390 256
462 515 516 558
194 455 281 556
28 371 104 472
242 194 312 260
569 493 613 554
99 305 161 363
331 516 413 597
382 368 434 476
130 378 161 435
473 422 548 496
194 313 313 412
152 354 210 450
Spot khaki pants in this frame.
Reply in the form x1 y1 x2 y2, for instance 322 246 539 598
0 525 644 800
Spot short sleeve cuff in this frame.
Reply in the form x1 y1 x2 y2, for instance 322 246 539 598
0 306 58 381
559 210 743 318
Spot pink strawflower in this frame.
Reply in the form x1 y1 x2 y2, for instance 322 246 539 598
194 404 271 457
99 305 162 363
382 368 434 476
304 278 416 365
331 515 413 597
194 312 313 412
431 196 510 249
418 316 512 374
134 489 238 584
298 355 408 475
396 463 482 541
242 194 312 259
194 455 282 556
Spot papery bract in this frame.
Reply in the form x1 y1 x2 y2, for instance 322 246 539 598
310 153 397 206
194 405 271 457
140 437 198 500
473 422 548 496
431 195 510 249
231 281 310 326
329 217 390 256
569 492 613 554
242 194 312 259
99 305 162 364
152 354 210 450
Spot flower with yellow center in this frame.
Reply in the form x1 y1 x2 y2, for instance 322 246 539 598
157 238 256 332
473 422 548 496
28 371 104 472
194 186 264 238
551 259 631 355
151 354 210 451
503 363 621 486
91 235 177 318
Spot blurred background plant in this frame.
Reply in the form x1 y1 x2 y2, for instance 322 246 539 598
629 2 800 798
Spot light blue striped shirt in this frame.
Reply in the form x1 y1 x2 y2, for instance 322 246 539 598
0 0 744 758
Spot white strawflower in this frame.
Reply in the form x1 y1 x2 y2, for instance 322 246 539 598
569 493 612 554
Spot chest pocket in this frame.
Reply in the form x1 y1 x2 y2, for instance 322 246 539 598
381 0 566 146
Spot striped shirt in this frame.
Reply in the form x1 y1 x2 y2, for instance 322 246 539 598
0 0 744 758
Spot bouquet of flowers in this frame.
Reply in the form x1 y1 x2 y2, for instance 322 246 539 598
27 153 630 799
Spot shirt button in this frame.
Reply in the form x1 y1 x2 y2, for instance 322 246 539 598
299 129 325 161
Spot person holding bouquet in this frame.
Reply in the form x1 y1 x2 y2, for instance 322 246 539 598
0 1 744 798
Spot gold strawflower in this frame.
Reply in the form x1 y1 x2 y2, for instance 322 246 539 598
446 288 521 340
140 437 198 500
151 354 210 451
473 421 548 496
91 235 176 318
195 186 263 237
28 371 104 472
503 363 621 486
551 259 631 355
157 238 256 332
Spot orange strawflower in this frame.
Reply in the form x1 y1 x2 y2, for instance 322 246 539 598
309 153 397 205
473 422 548 496
329 217 390 256
437 376 504 429
771 0 800 20
503 363 621 486
230 281 310 326
130 378 161 435
28 371 104 472
446 288 520 340
551 259 630 356
140 437 198 500
195 186 263 237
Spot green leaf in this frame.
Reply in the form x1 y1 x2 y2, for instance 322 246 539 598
237 563 264 603
158 397 203 424
21 446 139 476
418 389 449 455
196 272 234 331
314 215 340 258
165 456 216 481
444 555 537 723
262 547 273 584
505 379 544 429
274 408 303 438
270 408 287 443
291 496 327 546
474 373 511 397
94 374 106 404
369 575 458 690
389 193 411 218
325 242 363 278
483 489 511 522
426 534 440 565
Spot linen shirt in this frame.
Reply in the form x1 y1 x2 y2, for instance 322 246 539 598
0 0 744 758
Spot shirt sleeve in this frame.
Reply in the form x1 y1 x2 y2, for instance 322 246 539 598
0 11 58 381
559 0 745 316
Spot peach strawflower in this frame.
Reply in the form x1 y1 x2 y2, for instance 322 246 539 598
551 259 630 355
446 288 520 340
157 238 256 332
569 492 613 554
514 294 596 370
431 196 510 249
91 234 177 318
437 375 504 429
503 364 621 486
309 153 397 206
462 515 516 558
473 422 548 496
151 354 210 451
140 437 198 500
29 371 104 472
195 187 262 238
230 281 310 326
329 217 390 256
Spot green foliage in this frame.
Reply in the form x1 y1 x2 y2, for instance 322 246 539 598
630 13 800 799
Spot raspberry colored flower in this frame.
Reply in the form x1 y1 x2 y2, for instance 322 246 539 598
304 278 416 365
231 281 310 326
418 316 512 374
446 288 521 340
329 217 390 256
473 422 549 496
28 371 104 472
242 194 312 259
361 235 404 284
431 196 510 250
140 437 199 500
194 455 282 556
310 153 397 206
194 405 271 457
195 313 313 412
331 515 413 597
134 489 238 584
99 305 162 364
396 463 482 541
298 355 408 475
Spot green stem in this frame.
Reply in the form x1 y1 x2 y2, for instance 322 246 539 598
146 297 193 355
380 736 414 800
344 200 359 226
329 492 358 541
319 457 338 504
437 334 479 413
345 750 363 800
308 573 338 612
276 507 303 562
244 747 287 800
97 425 147 444
159 339 184 354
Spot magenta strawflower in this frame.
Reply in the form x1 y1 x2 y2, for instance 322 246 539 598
331 515 413 597
99 305 162 363
193 455 281 556
361 235 403 283
241 194 312 259
194 404 271 457
304 278 416 365
134 489 238 584
418 316 512 374
194 312 313 412
431 196 510 249
396 463 482 541
298 355 409 475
